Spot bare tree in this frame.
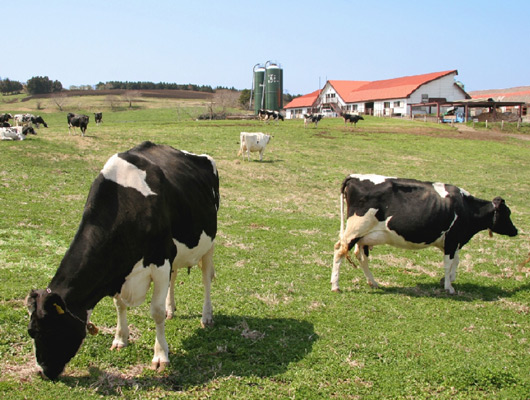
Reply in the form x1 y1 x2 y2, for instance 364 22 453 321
122 90 141 108
51 93 68 111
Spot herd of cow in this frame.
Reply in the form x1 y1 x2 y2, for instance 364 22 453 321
5 110 517 380
0 112 103 140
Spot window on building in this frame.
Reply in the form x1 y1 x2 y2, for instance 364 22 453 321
393 101 401 107
384 102 391 108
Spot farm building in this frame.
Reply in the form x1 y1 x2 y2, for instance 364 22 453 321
284 70 470 119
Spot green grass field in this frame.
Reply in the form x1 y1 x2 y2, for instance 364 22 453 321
0 107 529 399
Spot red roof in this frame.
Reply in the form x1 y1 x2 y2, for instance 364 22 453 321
286 70 460 108
343 70 458 102
284 89 321 109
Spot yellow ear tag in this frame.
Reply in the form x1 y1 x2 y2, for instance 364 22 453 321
53 303 65 315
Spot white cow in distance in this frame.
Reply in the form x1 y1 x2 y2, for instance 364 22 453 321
238 132 272 161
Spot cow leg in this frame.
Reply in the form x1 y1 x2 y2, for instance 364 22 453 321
259 149 264 161
331 210 379 291
165 268 177 319
331 240 345 292
357 245 379 288
150 261 171 371
200 244 215 327
246 149 251 162
443 251 460 294
111 295 129 350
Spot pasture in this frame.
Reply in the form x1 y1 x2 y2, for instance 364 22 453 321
0 108 529 399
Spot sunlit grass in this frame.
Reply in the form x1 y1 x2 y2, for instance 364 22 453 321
0 110 529 399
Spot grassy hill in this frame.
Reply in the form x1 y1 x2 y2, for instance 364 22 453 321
0 106 529 399
0 89 240 115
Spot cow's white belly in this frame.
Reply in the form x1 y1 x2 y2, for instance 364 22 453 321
120 259 171 307
172 231 214 268
358 218 445 251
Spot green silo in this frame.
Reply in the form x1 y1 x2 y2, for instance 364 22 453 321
253 65 265 115
265 62 283 111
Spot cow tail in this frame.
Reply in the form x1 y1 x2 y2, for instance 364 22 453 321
339 191 345 237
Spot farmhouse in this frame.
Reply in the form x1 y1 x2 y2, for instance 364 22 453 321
284 70 470 119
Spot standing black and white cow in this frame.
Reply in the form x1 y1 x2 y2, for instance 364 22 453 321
332 174 518 293
303 113 323 128
26 141 220 380
94 112 103 125
342 113 364 127
67 113 90 136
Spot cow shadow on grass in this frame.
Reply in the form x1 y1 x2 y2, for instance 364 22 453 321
375 281 530 302
60 314 317 395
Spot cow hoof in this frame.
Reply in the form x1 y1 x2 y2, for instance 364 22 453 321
331 288 342 293
201 319 214 328
368 282 379 288
151 361 170 372
110 342 126 351
165 311 174 320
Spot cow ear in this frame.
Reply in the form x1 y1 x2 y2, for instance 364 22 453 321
25 290 39 315
492 197 505 210
43 292 67 317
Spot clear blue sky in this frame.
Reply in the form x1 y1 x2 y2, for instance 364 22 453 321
4 0 529 95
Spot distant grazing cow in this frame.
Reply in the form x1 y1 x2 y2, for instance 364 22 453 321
303 113 323 128
67 113 89 136
257 109 284 124
0 126 36 140
26 141 220 380
94 112 103 125
238 132 272 161
332 174 518 294
342 113 364 127
0 113 13 124
14 114 48 128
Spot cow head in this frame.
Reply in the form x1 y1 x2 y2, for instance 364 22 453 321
32 116 48 128
22 126 37 136
490 197 518 237
26 289 87 380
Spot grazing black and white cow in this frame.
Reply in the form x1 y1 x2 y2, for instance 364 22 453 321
257 109 284 123
342 113 364 127
67 113 90 136
0 126 36 140
0 113 13 124
14 114 48 128
303 113 323 128
331 174 518 294
94 112 103 125
26 141 220 380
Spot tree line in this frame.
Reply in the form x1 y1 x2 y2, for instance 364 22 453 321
95 81 217 92
0 76 242 95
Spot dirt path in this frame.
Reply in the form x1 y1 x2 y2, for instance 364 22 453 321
456 124 530 141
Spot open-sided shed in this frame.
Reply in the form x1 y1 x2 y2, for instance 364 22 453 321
409 98 526 122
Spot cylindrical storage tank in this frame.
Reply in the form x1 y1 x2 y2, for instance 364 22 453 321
265 63 283 111
253 66 265 115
